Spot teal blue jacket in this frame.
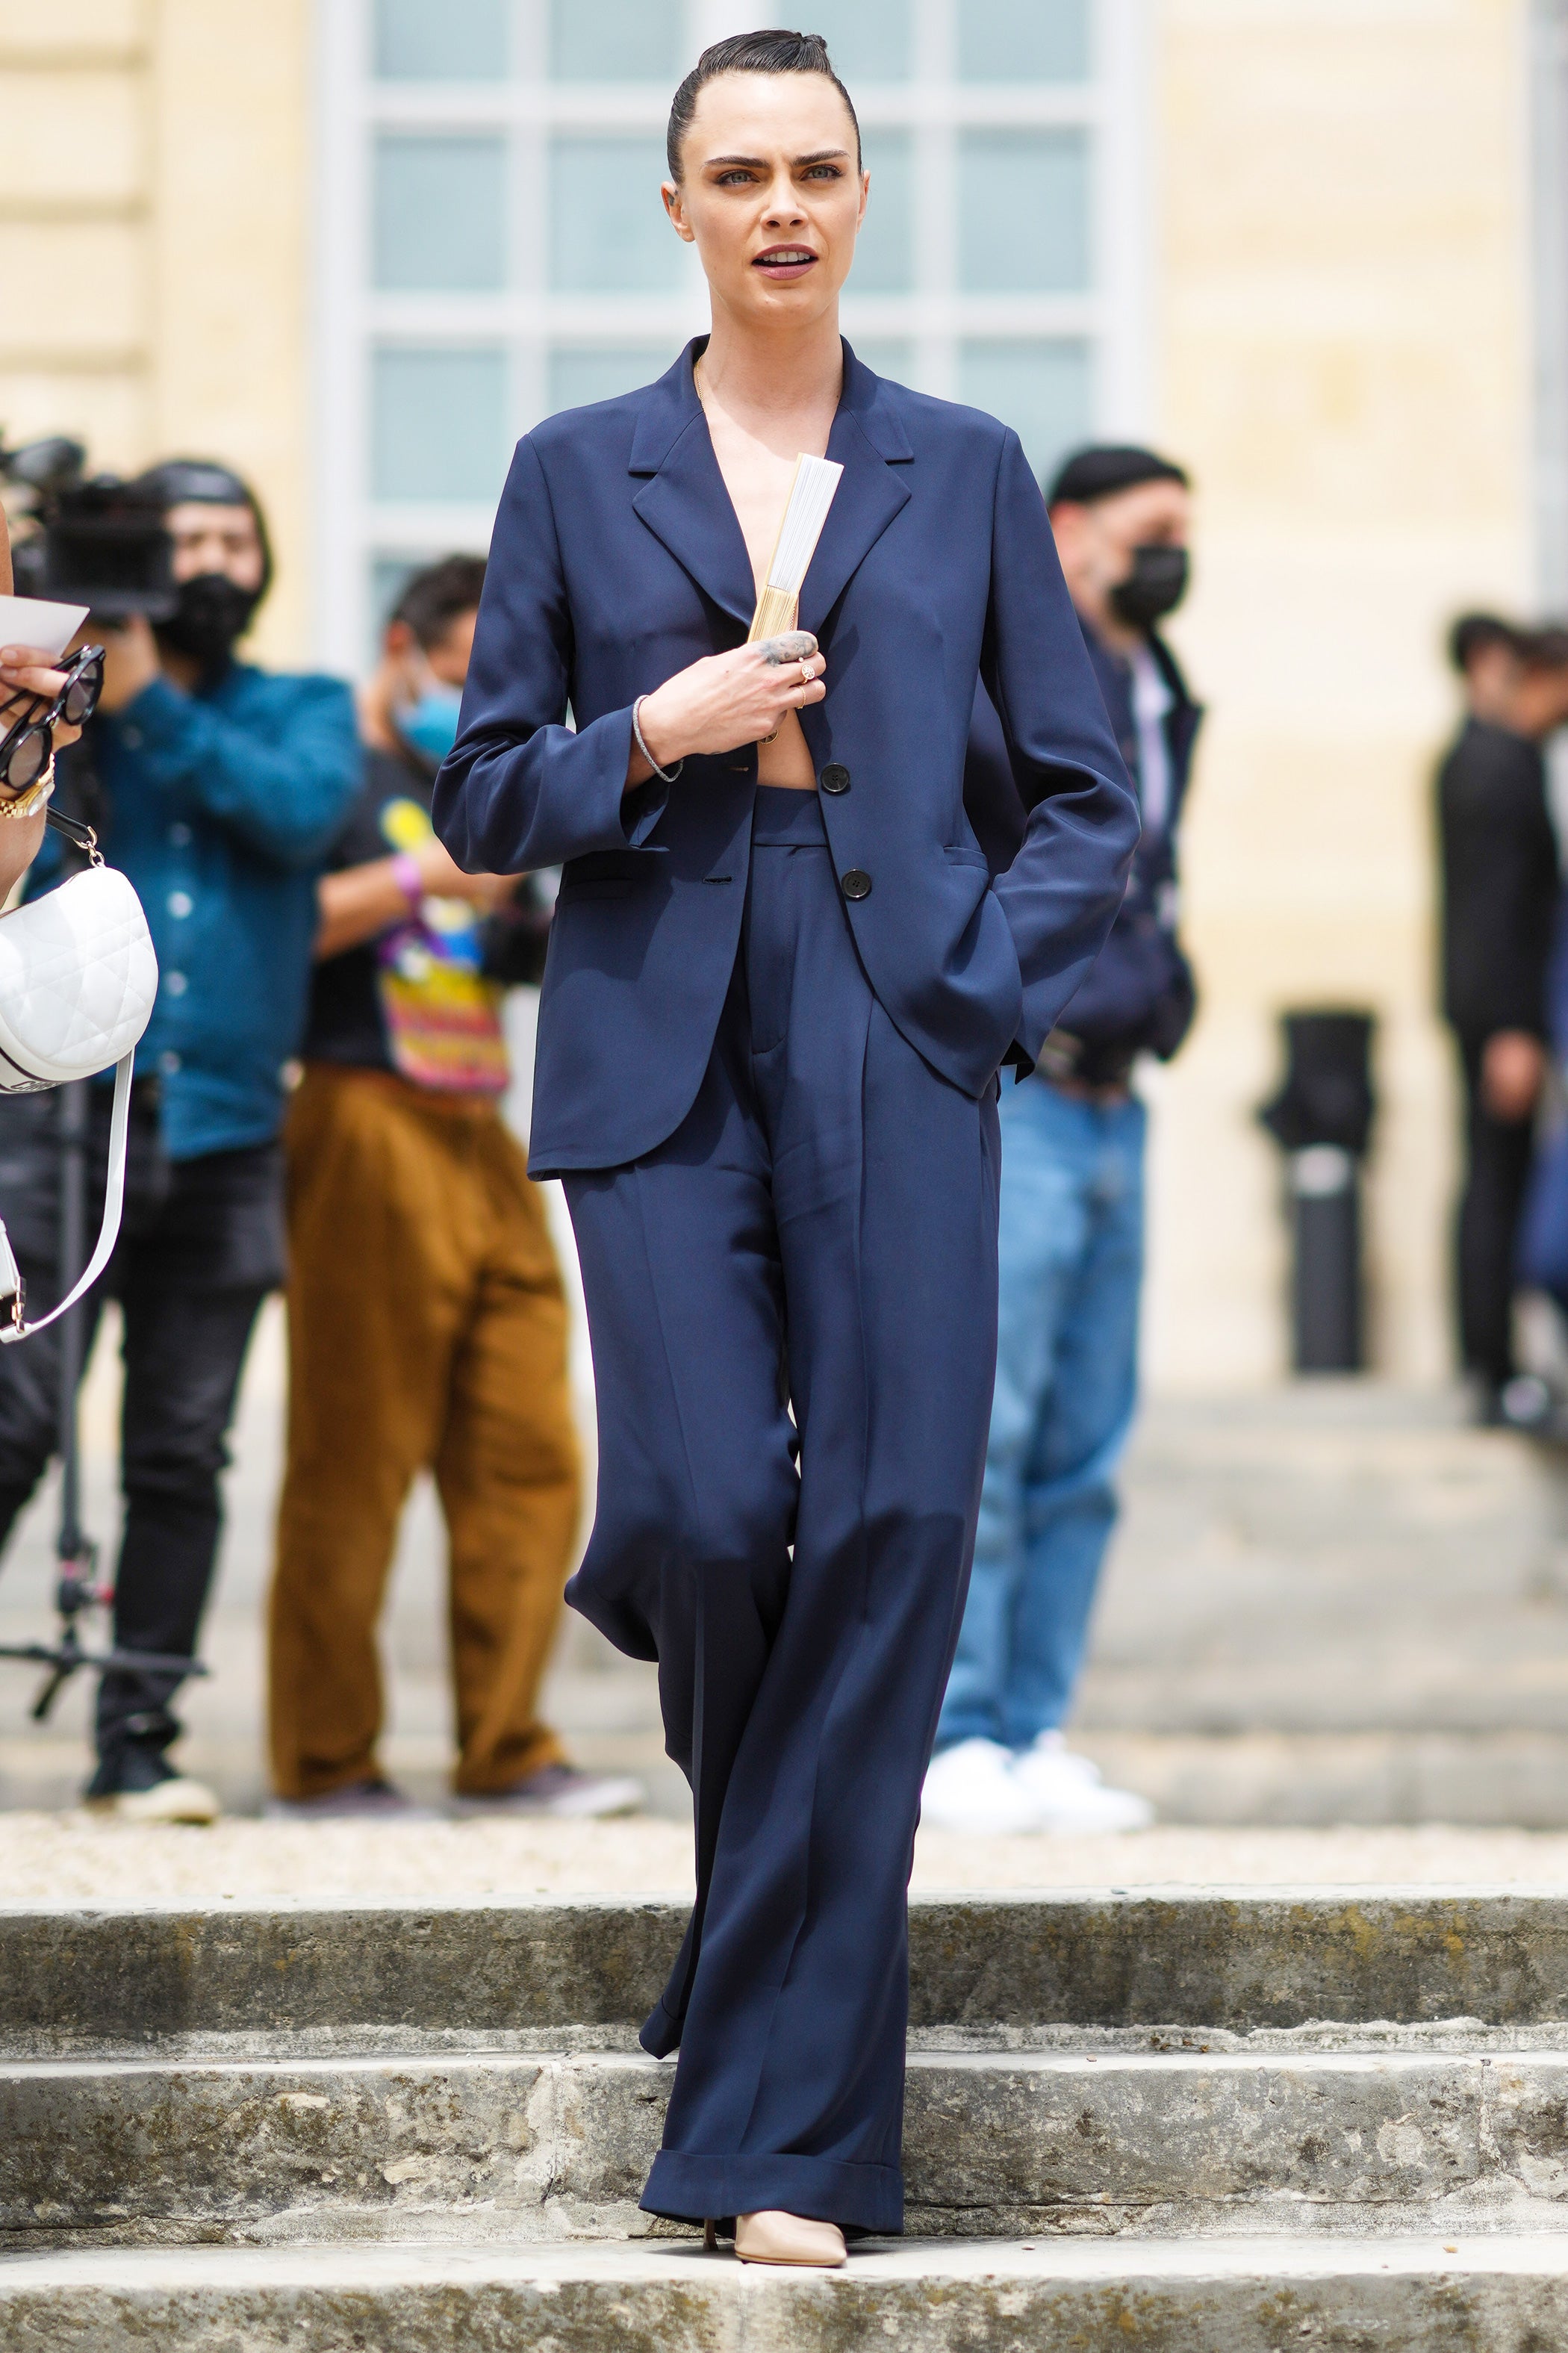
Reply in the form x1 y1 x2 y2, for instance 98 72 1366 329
36 660 360 1160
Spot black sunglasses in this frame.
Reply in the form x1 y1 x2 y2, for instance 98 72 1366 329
0 647 105 796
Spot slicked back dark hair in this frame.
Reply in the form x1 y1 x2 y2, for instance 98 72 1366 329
391 553 487 650
667 28 861 182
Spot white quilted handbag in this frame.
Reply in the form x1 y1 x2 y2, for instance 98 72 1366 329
0 815 158 1342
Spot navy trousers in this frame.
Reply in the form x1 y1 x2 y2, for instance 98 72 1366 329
564 789 1001 2235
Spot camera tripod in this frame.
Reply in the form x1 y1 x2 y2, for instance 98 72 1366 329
0 1078 207 1720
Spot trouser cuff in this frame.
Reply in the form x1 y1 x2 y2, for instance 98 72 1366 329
641 2151 903 2236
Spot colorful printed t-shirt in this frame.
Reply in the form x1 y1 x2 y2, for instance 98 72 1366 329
301 746 508 1095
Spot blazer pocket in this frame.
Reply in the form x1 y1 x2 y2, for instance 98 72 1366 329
556 878 633 902
942 844 992 872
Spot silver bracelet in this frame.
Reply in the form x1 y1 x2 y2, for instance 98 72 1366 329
632 697 683 786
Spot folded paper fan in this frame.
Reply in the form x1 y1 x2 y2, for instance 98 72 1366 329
748 454 845 642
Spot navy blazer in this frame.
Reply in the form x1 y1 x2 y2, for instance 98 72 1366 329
435 341 1139 1178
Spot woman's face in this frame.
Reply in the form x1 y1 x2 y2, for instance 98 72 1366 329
663 71 868 329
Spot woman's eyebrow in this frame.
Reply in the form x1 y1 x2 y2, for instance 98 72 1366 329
702 148 852 170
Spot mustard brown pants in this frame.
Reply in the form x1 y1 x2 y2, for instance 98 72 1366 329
268 1063 582 1800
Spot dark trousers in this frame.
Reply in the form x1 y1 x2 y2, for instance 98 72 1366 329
1457 1039 1536 1386
564 789 1001 2236
0 1083 279 1788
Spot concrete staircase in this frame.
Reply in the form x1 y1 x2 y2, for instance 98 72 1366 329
1074 1386 1568 1826
6 1890 1568 2343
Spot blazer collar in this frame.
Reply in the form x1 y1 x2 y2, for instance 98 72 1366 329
629 338 913 638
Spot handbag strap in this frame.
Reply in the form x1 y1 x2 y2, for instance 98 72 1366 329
0 1051 134 1344
45 807 104 865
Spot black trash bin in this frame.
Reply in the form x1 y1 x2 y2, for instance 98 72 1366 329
1258 1010 1376 1373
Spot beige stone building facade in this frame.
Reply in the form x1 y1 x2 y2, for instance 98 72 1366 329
0 0 1549 1387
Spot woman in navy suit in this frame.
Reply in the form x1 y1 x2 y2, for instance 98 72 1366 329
435 29 1136 2268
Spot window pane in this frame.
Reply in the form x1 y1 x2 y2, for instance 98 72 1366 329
959 339 1092 482
852 129 912 294
372 348 508 501
550 0 684 81
369 553 423 660
847 338 915 385
373 136 506 291
550 137 683 292
959 0 1090 81
959 130 1089 293
807 0 912 82
373 0 508 80
547 345 676 411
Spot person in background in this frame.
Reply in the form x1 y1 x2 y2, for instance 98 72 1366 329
926 444 1201 1836
1437 618 1568 1426
0 459 360 1822
1449 611 1522 727
267 556 637 1820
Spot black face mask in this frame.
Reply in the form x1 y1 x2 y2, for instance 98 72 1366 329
155 572 262 674
1110 543 1189 630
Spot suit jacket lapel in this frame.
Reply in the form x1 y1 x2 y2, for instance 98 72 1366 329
797 364 912 638
630 346 755 633
627 340 913 642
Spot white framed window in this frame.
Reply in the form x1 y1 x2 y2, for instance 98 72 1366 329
314 0 1150 668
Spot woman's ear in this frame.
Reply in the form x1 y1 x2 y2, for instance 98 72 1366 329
662 181 696 244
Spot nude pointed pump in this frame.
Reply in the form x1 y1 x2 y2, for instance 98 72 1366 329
733 2210 847 2268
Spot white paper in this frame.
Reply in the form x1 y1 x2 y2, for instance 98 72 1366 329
766 456 844 595
0 595 90 661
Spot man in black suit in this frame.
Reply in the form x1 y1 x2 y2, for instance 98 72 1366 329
1437 620 1568 1421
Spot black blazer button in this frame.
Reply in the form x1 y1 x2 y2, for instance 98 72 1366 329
840 868 871 901
820 762 850 794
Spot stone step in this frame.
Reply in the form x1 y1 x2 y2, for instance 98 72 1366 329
7 1890 1568 2054
4 2234 1568 2349
11 2045 1568 2247
1072 1730 1568 1830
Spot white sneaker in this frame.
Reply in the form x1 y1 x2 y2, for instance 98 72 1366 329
921 1738 1045 1835
84 1776 220 1826
1009 1733 1154 1834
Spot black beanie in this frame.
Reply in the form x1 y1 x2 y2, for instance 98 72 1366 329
131 456 274 603
1047 444 1189 508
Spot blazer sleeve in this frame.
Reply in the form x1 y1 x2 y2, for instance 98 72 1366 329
432 435 668 873
980 429 1140 1063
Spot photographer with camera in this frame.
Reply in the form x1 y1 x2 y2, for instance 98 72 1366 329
0 457 359 1823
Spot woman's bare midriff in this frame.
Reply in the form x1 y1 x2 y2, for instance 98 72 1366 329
756 706 818 789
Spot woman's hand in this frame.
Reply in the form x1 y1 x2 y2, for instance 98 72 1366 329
0 647 85 759
631 638 827 785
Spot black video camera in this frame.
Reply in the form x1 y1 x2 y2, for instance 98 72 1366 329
0 435 177 621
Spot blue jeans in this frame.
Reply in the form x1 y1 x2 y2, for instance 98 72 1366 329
937 1075 1145 1753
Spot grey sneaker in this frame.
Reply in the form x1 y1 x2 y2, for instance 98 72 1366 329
451 1763 644 1819
264 1777 437 1822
